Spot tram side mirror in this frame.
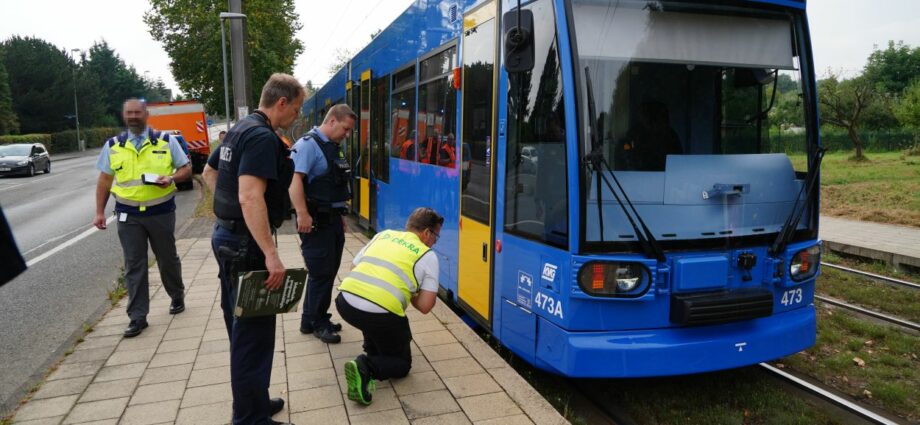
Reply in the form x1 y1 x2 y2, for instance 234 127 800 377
503 9 534 73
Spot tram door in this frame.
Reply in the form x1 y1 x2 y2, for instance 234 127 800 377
457 0 498 325
344 82 357 213
355 70 372 227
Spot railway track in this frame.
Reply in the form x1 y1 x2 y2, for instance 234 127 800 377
818 262 920 332
821 262 920 290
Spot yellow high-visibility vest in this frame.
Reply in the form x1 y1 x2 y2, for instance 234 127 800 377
108 131 176 211
339 230 430 316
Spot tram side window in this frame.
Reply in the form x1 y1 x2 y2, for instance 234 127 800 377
373 75 390 182
504 0 568 249
461 18 495 224
391 65 417 161
418 46 458 168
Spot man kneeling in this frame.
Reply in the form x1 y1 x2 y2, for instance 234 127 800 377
335 207 443 405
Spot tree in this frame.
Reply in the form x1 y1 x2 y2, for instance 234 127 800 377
145 0 303 115
1 36 81 133
83 41 151 123
894 78 920 128
818 75 880 160
327 48 354 77
864 41 920 96
0 50 19 135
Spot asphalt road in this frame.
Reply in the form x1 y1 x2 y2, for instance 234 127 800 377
0 152 199 415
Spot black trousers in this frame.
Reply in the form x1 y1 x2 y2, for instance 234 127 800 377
116 211 185 321
212 224 276 425
299 218 345 330
335 294 413 380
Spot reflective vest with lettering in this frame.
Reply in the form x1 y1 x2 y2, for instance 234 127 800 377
339 230 429 317
107 131 176 211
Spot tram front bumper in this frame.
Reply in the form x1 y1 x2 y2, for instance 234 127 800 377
534 304 816 378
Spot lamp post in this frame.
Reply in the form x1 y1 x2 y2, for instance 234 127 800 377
70 48 83 151
219 12 246 131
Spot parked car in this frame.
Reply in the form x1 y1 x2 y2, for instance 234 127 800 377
0 143 51 177
163 130 194 191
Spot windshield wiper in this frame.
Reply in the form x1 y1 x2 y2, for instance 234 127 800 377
584 66 665 262
769 146 826 257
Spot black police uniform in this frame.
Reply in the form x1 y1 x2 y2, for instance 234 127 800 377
207 111 293 425
297 128 351 338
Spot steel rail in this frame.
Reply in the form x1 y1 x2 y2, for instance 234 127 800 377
760 363 902 425
821 262 920 290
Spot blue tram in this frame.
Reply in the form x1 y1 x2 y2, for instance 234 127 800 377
303 0 822 377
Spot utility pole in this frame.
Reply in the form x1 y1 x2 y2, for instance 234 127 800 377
70 48 83 152
228 0 251 121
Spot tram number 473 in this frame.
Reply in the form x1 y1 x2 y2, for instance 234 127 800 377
534 292 564 319
780 288 803 307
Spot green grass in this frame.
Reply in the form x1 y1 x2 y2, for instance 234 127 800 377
781 306 920 422
816 265 920 324
107 272 128 305
790 151 920 227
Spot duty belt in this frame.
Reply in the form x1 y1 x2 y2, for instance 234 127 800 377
216 217 250 236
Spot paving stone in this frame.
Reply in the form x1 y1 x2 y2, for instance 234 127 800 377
73 334 122 350
156 337 201 353
130 380 186 405
80 378 139 403
139 363 194 385
14 394 79 421
457 392 522 422
188 365 231 387
283 339 328 357
163 325 206 341
443 373 501 398
412 412 473 425
430 357 486 379
392 371 446 396
344 387 401 416
420 342 470 362
193 351 231 370
475 414 535 425
413 330 457 348
287 352 333 373
399 389 462 420
328 341 364 359
287 368 338 391
117 335 164 351
31 375 93 400
121 398 181 424
180 382 232 408
84 324 126 338
148 349 197 368
485 367 567 425
288 385 343 413
350 407 410 425
62 397 129 423
175 400 233 425
62 345 117 364
289 405 349 425
94 363 147 382
10 416 65 425
197 339 229 355
46 360 104 381
105 347 156 366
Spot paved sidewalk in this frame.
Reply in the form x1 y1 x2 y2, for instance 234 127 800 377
9 229 568 425
820 215 920 269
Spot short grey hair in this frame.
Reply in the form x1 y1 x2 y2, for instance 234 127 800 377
323 104 357 123
406 207 444 232
259 73 304 108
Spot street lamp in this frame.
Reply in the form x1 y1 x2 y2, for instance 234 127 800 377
70 48 83 151
219 12 246 131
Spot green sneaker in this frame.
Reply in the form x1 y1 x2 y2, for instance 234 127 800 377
344 358 376 405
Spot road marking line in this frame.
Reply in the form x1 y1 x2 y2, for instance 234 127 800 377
26 215 116 267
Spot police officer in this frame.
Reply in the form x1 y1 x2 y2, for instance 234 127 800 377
335 207 443 405
288 104 356 344
93 98 191 338
201 73 302 425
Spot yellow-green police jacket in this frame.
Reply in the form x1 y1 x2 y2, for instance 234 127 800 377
107 130 176 212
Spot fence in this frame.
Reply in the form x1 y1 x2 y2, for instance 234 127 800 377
769 128 919 153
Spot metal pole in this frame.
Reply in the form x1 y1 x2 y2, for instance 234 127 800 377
71 48 82 151
220 19 231 130
228 0 250 121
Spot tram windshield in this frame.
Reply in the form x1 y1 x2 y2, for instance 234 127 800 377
573 0 814 246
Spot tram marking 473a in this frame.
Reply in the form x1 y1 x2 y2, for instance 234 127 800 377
303 0 822 377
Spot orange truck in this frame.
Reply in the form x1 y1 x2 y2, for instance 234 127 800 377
146 100 210 173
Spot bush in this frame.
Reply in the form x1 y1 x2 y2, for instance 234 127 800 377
0 127 121 154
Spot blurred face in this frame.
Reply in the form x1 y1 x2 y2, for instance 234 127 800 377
277 93 305 129
328 116 355 143
122 100 148 130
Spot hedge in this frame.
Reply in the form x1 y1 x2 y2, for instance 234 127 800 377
0 127 121 154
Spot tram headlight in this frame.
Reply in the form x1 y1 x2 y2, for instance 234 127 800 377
789 245 821 282
578 261 651 298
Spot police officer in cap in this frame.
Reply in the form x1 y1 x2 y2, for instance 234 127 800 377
288 104 356 343
202 73 302 425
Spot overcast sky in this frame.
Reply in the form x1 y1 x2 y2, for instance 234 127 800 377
1 0 918 96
